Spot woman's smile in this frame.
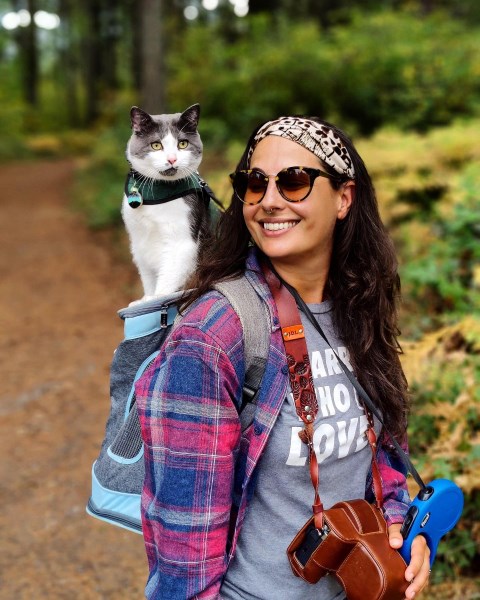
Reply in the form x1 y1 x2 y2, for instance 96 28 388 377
260 219 300 233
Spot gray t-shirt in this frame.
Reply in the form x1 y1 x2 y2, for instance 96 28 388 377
221 301 379 600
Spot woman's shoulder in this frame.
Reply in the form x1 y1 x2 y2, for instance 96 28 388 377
182 288 239 323
174 251 272 355
175 288 245 354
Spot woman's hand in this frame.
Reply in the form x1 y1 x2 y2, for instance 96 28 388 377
388 524 431 599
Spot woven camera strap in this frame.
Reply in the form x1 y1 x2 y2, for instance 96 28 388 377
263 264 384 529
262 261 428 505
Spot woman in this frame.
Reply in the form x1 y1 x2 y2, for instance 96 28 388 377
136 116 431 599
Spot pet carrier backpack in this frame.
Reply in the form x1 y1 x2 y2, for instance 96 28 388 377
86 277 270 533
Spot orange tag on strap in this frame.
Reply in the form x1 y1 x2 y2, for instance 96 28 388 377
282 325 305 341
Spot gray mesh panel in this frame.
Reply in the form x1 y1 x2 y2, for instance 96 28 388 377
109 402 143 460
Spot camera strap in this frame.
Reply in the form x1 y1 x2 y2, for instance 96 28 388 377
263 260 427 494
262 263 383 527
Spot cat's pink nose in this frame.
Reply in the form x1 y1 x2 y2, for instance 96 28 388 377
167 155 177 165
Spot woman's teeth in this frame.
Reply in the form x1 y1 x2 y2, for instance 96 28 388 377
263 221 298 231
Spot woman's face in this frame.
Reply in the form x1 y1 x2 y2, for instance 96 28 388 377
243 136 354 272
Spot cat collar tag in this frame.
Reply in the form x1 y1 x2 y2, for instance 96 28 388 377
128 187 143 209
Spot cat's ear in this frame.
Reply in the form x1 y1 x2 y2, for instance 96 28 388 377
130 107 156 135
179 104 200 133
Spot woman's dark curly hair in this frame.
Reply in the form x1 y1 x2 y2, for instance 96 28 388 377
185 117 409 439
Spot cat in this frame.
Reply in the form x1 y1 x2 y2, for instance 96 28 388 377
122 103 215 303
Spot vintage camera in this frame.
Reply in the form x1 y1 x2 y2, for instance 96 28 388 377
294 522 330 567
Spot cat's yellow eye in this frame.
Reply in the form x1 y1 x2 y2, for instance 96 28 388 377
151 142 163 151
178 140 189 149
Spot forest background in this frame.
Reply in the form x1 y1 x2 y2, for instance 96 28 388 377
1 0 479 597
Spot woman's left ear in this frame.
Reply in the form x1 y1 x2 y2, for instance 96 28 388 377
338 181 355 220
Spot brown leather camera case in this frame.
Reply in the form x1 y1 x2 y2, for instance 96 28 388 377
287 499 409 600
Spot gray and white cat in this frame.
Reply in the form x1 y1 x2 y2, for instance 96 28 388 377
122 104 212 302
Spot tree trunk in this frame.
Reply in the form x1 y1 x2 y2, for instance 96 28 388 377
58 0 81 126
126 0 142 91
84 0 102 124
101 0 120 90
140 0 165 113
15 0 39 106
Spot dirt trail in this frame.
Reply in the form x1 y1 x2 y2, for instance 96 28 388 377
0 160 146 599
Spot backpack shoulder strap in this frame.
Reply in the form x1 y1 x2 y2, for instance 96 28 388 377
215 276 270 430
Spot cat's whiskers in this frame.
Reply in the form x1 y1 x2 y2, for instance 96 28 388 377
146 176 156 198
135 172 156 198
182 167 197 188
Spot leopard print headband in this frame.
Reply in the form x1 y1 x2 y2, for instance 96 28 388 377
247 117 355 179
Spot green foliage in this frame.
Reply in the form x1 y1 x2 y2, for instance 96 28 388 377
354 118 479 337
327 10 480 134
403 318 480 582
165 9 480 143
72 116 131 228
2 7 480 157
407 413 439 456
0 63 32 160
433 521 478 584
73 160 124 229
166 15 332 143
400 163 480 329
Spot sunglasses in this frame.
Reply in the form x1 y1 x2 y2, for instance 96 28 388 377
229 166 341 205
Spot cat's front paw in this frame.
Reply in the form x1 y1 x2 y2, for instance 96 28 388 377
128 298 144 307
128 295 158 307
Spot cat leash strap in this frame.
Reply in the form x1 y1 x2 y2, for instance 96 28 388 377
264 260 428 494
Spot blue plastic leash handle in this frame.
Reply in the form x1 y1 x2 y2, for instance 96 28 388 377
399 478 464 566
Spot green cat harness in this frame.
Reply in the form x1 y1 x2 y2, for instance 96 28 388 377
125 169 217 209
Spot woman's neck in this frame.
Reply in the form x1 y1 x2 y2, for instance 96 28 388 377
268 258 329 304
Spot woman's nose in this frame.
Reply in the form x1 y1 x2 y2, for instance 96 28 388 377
261 177 283 210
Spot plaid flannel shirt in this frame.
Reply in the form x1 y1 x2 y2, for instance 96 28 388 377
135 249 411 600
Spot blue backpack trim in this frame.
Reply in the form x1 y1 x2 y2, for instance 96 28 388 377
124 304 178 339
87 464 142 534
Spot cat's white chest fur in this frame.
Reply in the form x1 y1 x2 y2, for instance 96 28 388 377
122 197 198 299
